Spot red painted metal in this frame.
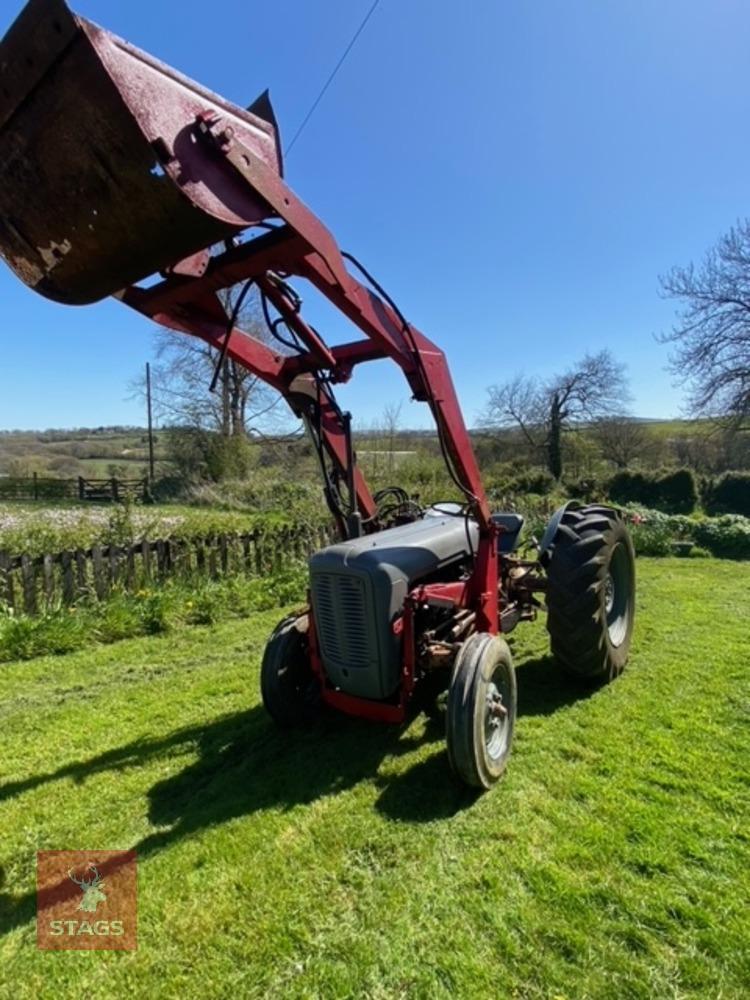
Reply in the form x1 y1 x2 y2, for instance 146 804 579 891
0 0 501 724
321 689 406 725
409 580 471 610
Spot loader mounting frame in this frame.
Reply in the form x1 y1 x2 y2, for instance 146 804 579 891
120 120 503 723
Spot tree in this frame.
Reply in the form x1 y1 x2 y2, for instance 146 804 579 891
485 351 630 479
381 401 403 473
660 219 750 425
593 416 651 469
134 286 287 481
147 287 279 438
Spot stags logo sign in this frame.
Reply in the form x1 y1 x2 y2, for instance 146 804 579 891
68 863 108 913
37 851 137 951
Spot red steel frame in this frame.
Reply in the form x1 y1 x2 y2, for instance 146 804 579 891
118 114 501 721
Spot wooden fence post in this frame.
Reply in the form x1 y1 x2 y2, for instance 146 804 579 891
109 545 120 588
0 551 13 611
91 546 107 600
75 550 88 598
126 544 136 591
61 551 75 605
20 554 37 615
208 539 218 579
42 553 54 608
141 539 151 582
155 539 166 577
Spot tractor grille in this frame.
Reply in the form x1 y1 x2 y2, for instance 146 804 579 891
312 572 372 673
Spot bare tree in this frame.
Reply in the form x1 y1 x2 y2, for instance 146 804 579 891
381 401 403 472
486 351 630 479
660 219 750 425
146 287 281 437
593 416 651 469
130 285 298 481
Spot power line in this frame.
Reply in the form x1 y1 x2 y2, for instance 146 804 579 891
284 0 381 156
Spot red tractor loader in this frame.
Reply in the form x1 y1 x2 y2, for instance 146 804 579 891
0 0 635 788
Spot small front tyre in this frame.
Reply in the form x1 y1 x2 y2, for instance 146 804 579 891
261 613 320 727
446 633 517 789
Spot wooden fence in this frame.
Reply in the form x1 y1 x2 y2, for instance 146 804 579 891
0 475 148 503
0 525 334 616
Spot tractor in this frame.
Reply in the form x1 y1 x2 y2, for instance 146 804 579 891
0 0 635 788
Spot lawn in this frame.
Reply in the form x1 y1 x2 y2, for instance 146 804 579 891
0 558 748 998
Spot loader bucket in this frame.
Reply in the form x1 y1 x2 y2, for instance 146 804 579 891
0 0 283 304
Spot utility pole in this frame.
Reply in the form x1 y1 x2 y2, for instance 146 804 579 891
146 362 155 483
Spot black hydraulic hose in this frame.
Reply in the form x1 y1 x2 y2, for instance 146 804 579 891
210 277 255 393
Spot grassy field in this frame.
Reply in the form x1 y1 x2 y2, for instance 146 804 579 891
0 428 169 480
0 558 748 998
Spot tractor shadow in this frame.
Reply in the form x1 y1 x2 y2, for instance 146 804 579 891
138 652 591 840
137 651 594 841
0 653 593 937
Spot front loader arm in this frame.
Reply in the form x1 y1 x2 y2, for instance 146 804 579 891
123 222 493 534
0 0 498 629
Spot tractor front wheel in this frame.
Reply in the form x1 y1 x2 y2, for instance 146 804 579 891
261 613 320 727
446 633 517 789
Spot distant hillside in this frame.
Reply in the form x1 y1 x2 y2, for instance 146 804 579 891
0 426 168 479
0 418 720 482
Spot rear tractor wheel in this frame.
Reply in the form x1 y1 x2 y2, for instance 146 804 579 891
545 504 635 682
261 613 320 727
446 633 517 789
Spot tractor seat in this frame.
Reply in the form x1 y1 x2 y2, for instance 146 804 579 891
491 513 525 554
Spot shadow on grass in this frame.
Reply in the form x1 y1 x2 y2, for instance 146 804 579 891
0 652 594 936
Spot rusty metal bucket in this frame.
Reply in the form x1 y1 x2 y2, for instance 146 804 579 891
0 0 282 304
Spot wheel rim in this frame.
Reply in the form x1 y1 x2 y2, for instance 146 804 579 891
484 666 511 761
605 543 631 647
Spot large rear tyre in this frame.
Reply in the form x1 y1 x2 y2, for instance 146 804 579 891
545 505 635 681
446 633 517 789
261 613 320 727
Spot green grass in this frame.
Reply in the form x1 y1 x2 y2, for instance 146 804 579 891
0 567 308 663
0 559 748 998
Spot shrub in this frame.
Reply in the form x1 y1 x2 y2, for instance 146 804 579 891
608 470 651 507
627 513 674 556
0 608 88 659
608 469 697 514
703 472 750 517
692 515 750 560
562 476 604 503
626 506 750 560
503 470 556 496
137 591 172 634
656 469 699 514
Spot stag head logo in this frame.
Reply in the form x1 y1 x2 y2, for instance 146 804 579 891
68 864 107 913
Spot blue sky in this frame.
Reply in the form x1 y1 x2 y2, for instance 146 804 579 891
1 0 748 431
